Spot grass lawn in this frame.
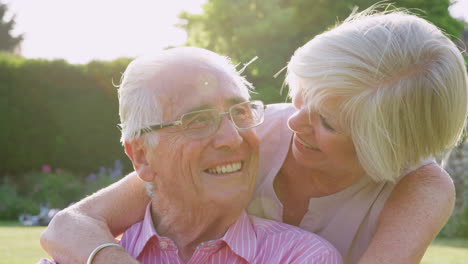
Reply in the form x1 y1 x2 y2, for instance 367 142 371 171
0 221 50 264
1 221 467 264
421 237 468 264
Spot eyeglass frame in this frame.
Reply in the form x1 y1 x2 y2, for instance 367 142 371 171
139 100 266 138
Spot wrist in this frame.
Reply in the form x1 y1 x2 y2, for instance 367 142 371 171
89 243 139 264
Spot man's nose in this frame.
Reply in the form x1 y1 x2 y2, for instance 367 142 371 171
212 115 243 149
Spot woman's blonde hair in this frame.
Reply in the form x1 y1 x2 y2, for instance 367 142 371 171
286 7 468 182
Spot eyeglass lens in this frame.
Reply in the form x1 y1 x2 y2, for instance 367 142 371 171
181 101 264 138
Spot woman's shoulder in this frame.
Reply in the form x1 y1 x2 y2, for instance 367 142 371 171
256 103 295 137
265 103 296 118
398 162 454 195
362 162 455 263
253 103 294 195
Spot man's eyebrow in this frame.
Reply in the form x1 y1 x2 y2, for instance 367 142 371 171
227 97 247 106
188 104 212 112
187 97 247 113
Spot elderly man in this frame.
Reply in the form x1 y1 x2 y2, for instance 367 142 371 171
38 47 341 264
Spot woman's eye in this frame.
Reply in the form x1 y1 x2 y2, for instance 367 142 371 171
320 115 335 132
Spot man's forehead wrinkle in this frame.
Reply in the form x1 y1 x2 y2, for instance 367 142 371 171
142 58 244 122
227 97 246 105
156 59 236 86
148 63 239 100
186 96 247 113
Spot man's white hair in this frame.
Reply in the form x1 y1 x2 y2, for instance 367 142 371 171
286 6 468 182
118 47 254 197
118 47 253 147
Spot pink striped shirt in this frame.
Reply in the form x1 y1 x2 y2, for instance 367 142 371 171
37 205 342 264
118 204 342 264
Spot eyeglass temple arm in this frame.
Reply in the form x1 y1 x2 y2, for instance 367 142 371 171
141 120 182 134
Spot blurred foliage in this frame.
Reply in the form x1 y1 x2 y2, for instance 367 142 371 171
0 184 36 219
21 170 83 209
0 162 124 220
179 0 465 103
440 173 468 238
0 54 133 177
82 160 125 195
0 1 22 52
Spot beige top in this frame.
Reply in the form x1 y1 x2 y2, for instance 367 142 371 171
247 103 433 264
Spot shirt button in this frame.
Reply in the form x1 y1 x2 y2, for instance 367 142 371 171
159 241 168 249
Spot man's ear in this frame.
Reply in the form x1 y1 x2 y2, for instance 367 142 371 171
124 139 156 182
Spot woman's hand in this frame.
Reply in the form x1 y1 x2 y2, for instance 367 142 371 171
40 171 149 264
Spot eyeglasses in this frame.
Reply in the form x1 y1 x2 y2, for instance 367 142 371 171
141 100 266 139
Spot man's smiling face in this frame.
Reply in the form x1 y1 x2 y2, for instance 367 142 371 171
144 64 259 214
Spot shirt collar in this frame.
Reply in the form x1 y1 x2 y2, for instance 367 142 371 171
132 204 257 262
131 203 160 258
220 211 257 263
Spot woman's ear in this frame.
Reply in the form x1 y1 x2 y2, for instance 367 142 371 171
124 139 156 182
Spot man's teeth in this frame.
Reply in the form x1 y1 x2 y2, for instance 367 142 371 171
296 136 320 151
206 162 242 174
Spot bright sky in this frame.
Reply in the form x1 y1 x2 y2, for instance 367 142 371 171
3 0 207 64
3 0 468 64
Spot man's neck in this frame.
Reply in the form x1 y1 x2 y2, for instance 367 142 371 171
150 201 241 262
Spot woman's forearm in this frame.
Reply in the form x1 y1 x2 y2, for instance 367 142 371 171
40 171 149 264
40 210 140 264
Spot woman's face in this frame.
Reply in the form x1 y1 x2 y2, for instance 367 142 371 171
287 94 364 176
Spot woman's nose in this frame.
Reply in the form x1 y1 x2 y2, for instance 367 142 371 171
287 109 312 134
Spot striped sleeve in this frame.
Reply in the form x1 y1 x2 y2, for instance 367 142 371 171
288 236 343 264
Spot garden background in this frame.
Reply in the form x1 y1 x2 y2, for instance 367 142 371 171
0 0 467 263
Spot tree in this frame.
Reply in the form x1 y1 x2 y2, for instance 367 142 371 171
0 2 23 52
178 0 464 103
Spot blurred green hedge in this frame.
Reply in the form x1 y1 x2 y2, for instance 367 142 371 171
0 54 134 178
0 161 125 220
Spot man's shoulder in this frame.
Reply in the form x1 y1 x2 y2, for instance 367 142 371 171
248 214 336 247
248 215 342 262
249 214 321 240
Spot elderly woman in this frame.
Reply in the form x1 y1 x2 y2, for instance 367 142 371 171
41 7 467 264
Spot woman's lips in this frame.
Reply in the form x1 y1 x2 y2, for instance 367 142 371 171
295 135 320 151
